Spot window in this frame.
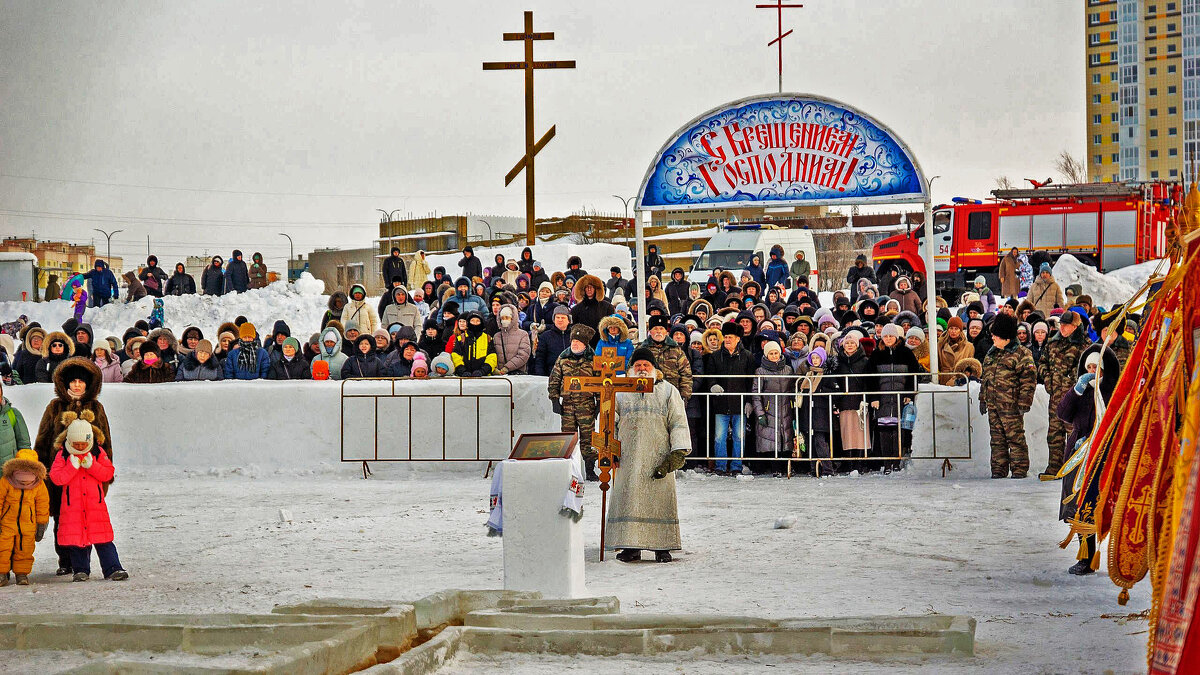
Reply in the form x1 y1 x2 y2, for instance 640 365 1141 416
1151 108 1160 116
1150 25 1158 34
1169 64 1177 73
1112 153 1120 162
967 212 992 240
1169 23 1177 32
1093 94 1103 103
1089 12 1100 24
1112 92 1119 101
1151 149 1160 157
1091 53 1102 65
1168 3 1176 11
1151 128 1159 137
1170 127 1178 135
1150 3 1157 11
1091 33 1102 45
1152 170 1161 178
1169 43 1177 53
1112 71 1120 81
1150 46 1158 55
1151 87 1159 96
1112 112 1120 121
1093 134 1102 144
1096 154 1104 164
1093 113 1103 124
1169 86 1178 94
1171 168 1179 177
1150 67 1158 75
1112 174 1120 181
1093 73 1102 84
1170 148 1178 156
1170 106 1178 114
1112 132 1120 141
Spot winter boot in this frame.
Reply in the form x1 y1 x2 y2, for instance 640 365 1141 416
72 572 89 582
585 463 599 482
15 574 28 586
108 570 129 581
655 550 673 563
0 574 8 587
55 566 72 576
1068 560 1095 576
616 549 641 563
1038 471 1061 481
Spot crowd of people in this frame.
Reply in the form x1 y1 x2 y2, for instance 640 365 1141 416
1 244 1139 493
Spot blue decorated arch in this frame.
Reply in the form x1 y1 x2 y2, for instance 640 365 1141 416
636 93 927 210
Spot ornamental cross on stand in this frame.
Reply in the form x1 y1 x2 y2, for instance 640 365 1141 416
483 10 576 245
565 347 654 561
755 0 804 93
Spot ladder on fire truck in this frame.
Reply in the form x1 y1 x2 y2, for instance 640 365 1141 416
1139 183 1157 263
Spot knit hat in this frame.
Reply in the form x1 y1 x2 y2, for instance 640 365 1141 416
991 312 1018 341
880 323 904 339
551 305 571 319
905 327 926 344
947 316 964 330
282 336 301 352
1039 262 1053 275
629 347 657 370
1033 321 1048 334
689 330 704 345
538 281 554 295
807 346 826 366
238 323 256 341
762 339 782 358
373 328 390 343
1085 351 1102 371
411 352 429 376
195 339 213 355
721 322 743 337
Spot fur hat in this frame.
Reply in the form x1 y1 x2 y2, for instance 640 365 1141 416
572 274 605 303
947 316 964 330
647 315 671 332
629 347 657 370
957 357 982 379
991 313 1018 341
569 324 596 345
721 322 743 337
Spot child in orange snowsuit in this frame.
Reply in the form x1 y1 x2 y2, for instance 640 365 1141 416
0 448 49 585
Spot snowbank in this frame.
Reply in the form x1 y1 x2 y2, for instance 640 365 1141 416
0 273 329 343
906 381 1050 479
1051 254 1166 311
424 243 632 280
3 377 556 472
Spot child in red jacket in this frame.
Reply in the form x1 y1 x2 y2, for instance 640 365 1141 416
49 411 127 582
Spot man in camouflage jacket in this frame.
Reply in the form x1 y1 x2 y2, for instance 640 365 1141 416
637 315 693 400
1036 311 1088 478
980 314 1037 479
548 324 600 479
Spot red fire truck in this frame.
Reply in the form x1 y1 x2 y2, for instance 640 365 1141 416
871 182 1178 294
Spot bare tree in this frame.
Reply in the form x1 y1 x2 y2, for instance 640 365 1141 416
1054 150 1087 184
995 175 1014 190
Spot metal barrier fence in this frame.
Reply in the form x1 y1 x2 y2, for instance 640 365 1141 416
686 373 973 477
339 377 515 477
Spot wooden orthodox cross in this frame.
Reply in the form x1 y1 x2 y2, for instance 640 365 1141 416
565 347 654 561
483 10 576 245
755 1 804 93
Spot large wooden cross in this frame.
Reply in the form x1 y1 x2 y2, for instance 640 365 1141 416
565 347 653 561
483 10 576 245
755 1 804 93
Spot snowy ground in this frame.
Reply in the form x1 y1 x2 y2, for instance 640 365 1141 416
4 467 1148 674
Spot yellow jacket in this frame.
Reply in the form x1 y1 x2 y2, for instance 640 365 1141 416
1 451 49 537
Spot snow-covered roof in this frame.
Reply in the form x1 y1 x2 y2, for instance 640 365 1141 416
0 252 37 262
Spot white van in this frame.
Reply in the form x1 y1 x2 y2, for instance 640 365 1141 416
687 224 818 288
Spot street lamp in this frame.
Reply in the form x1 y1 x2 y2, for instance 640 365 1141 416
479 219 494 241
923 175 941 378
613 195 635 249
93 228 123 264
279 233 294 281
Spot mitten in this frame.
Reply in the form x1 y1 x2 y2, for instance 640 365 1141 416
35 523 46 542
454 366 467 376
652 449 689 479
978 399 988 415
552 398 563 415
80 453 94 469
481 364 493 376
1075 372 1096 395
69 454 81 469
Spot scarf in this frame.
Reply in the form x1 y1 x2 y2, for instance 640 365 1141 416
236 339 258 374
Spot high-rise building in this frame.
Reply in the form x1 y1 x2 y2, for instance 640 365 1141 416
1085 0 1200 183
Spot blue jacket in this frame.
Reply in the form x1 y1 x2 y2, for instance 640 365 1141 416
533 325 570 376
82 260 119 304
744 262 765 285
223 346 271 380
596 335 633 374
448 291 488 319
765 257 791 289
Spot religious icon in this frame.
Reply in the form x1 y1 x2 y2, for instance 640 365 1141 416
509 432 579 460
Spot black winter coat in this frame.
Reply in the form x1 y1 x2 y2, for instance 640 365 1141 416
458 254 483 280
570 298 614 344
225 258 250 293
665 270 690 315
866 343 922 418
201 263 225 296
166 272 196 296
341 352 383 379
12 349 40 385
846 264 877 301
701 345 757 415
139 265 169 297
382 254 408 287
268 355 312 380
831 348 871 411
528 269 550 289
533 326 570 376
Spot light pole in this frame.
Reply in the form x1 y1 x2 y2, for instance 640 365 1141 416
922 175 941 378
93 228 123 264
279 233 294 281
479 219 494 241
613 195 635 249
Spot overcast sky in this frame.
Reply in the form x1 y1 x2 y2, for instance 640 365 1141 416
0 0 1084 271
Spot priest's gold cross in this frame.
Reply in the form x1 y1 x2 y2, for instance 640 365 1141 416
565 347 653 561
483 10 576 246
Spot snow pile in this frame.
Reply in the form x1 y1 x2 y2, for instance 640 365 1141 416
424 243 632 280
906 381 1050 479
1051 254 1166 310
0 273 330 342
3 377 556 472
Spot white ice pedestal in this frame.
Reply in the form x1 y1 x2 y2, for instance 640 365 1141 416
501 455 587 599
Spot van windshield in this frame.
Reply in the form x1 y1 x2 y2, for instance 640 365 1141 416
694 249 752 271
